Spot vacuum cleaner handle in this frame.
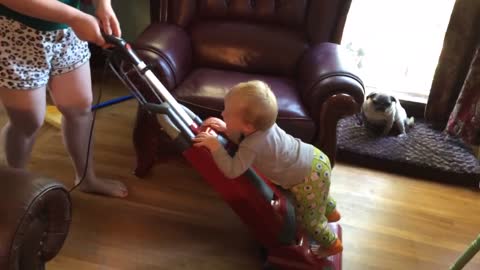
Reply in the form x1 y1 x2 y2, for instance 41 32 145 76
102 33 143 66
102 32 197 129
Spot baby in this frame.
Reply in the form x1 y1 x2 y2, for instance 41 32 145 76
193 80 343 258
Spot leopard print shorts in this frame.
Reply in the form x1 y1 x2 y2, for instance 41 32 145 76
0 16 91 90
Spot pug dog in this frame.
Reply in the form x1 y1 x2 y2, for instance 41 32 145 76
361 92 414 136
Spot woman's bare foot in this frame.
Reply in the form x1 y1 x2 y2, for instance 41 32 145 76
75 177 128 198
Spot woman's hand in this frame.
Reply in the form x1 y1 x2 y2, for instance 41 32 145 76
202 117 227 132
69 12 105 46
94 0 121 37
193 132 221 152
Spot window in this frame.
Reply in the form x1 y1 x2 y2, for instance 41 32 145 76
342 0 455 103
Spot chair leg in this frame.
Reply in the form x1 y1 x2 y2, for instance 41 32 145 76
316 94 360 167
133 106 160 177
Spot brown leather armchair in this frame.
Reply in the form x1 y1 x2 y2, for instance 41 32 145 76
130 0 364 176
0 167 71 270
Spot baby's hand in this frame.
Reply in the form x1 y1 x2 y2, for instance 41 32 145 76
193 132 221 152
202 117 227 132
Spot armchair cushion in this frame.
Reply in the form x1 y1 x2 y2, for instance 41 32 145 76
197 0 308 27
190 22 308 76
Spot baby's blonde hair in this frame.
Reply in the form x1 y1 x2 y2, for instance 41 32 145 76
226 80 278 131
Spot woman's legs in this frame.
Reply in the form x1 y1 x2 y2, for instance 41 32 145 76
0 86 46 168
49 62 127 197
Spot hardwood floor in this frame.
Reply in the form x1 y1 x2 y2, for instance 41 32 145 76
1 74 479 270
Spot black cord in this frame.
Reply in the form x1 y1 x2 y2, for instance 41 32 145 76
69 51 109 193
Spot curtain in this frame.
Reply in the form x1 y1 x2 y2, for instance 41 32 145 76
425 0 480 130
446 46 480 146
425 0 480 149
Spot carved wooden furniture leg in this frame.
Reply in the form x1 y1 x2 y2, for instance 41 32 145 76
133 105 161 177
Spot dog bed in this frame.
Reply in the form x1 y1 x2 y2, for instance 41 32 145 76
336 115 480 187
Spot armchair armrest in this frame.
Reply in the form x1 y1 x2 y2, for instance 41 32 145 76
298 42 364 119
297 43 365 164
134 23 193 91
0 168 71 270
